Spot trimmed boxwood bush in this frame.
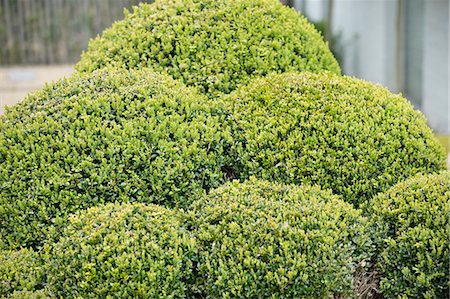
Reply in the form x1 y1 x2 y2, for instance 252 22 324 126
39 203 196 298
224 72 446 207
0 248 44 297
0 68 231 250
75 0 340 97
185 178 372 298
2 290 49 299
364 171 450 298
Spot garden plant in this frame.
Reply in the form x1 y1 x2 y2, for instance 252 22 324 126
76 0 340 97
364 171 450 298
223 72 446 207
186 178 372 298
0 69 232 249
0 0 448 298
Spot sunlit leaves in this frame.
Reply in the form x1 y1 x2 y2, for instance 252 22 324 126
76 0 340 97
365 172 450 298
223 72 446 207
0 69 231 250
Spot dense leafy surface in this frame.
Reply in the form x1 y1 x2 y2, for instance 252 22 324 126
1 0 446 295
0 203 197 298
224 72 446 207
186 178 372 298
76 0 340 97
0 248 43 297
0 69 231 250
44 203 196 298
365 172 450 298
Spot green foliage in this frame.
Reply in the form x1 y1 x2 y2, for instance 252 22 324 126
0 248 44 297
223 72 446 207
0 68 231 250
0 203 196 298
3 290 50 299
39 203 196 299
76 0 340 97
364 171 450 298
185 178 372 298
1 1 446 296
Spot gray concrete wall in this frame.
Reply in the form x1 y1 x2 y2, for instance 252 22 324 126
0 65 73 114
299 0 449 134
329 0 399 92
423 0 449 134
297 0 399 91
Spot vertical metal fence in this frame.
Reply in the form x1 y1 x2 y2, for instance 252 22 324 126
0 0 151 65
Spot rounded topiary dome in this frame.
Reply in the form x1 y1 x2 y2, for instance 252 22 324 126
43 203 196 298
185 178 371 298
364 171 450 298
75 0 340 97
0 248 44 297
0 68 231 250
224 72 446 207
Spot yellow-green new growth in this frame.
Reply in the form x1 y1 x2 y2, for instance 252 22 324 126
0 68 232 250
186 178 372 298
224 72 446 207
365 171 450 298
76 0 340 97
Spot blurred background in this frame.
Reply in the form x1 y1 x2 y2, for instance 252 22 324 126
284 0 449 155
0 0 143 114
0 0 448 154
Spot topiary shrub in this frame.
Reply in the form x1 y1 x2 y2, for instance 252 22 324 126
41 203 196 298
75 0 340 97
223 72 446 207
2 290 50 299
185 178 372 298
0 248 44 297
364 171 450 298
0 68 231 250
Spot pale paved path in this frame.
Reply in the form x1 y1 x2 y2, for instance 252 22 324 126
0 65 73 114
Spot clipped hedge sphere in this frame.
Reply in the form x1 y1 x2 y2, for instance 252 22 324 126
1 290 48 299
0 248 44 297
224 72 446 207
76 0 340 97
186 178 372 298
365 172 450 298
0 69 231 250
43 203 196 298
